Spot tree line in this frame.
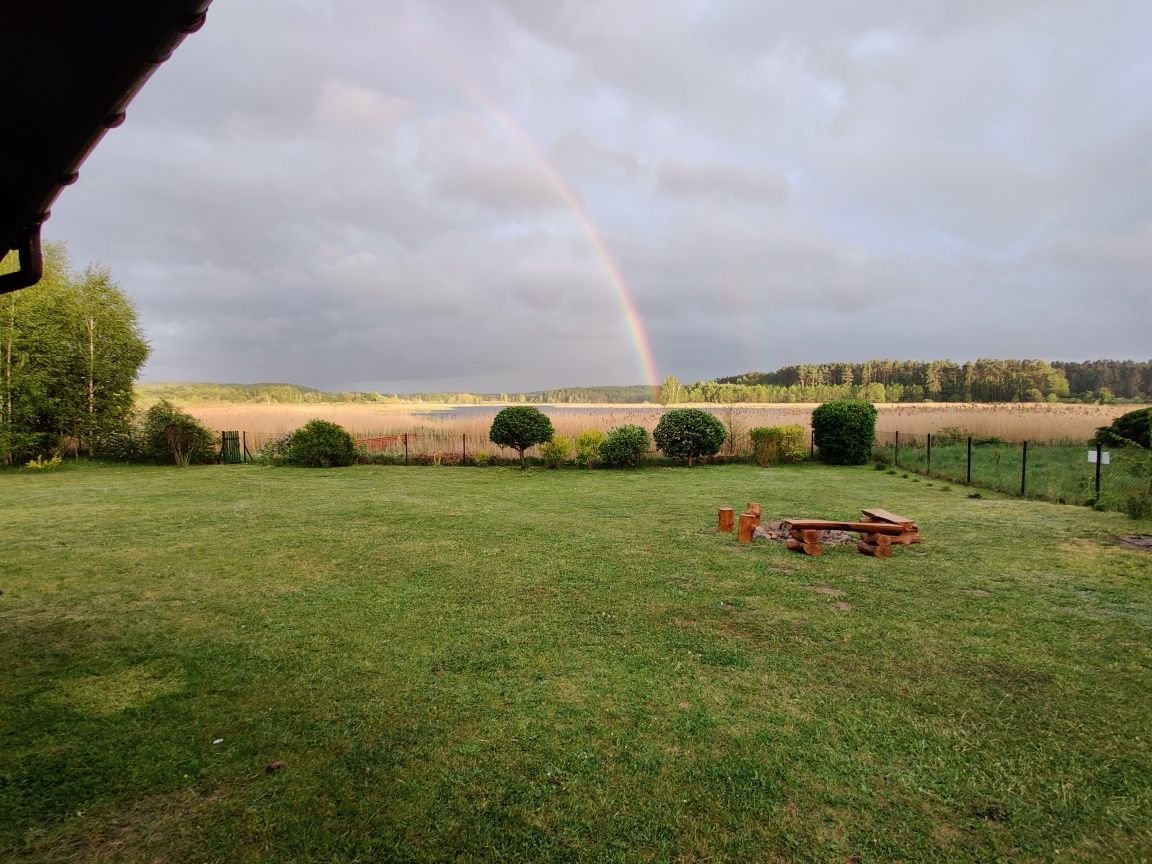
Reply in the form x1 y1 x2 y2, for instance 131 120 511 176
136 382 657 405
1052 361 1152 402
678 358 1152 404
138 360 1152 409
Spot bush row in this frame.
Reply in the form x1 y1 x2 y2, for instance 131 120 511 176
254 405 869 469
28 399 879 471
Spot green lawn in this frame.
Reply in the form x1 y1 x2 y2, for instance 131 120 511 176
2 463 1150 863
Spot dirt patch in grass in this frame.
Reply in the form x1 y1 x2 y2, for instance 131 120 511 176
807 586 845 597
1116 535 1152 550
831 601 853 613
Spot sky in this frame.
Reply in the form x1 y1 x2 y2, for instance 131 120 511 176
48 0 1152 393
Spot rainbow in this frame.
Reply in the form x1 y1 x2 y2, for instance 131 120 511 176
404 48 660 390
483 106 660 390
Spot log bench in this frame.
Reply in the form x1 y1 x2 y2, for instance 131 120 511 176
782 508 920 558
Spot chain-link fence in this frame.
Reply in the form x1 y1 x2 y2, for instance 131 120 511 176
223 430 539 466
873 432 1152 517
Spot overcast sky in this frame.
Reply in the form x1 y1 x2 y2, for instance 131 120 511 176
49 0 1152 393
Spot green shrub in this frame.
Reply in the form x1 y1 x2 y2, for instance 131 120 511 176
599 425 650 469
92 423 143 462
1125 495 1151 520
811 400 877 465
653 408 726 465
749 425 807 467
286 419 357 467
1093 407 1151 449
539 435 572 468
489 406 554 467
574 429 606 468
258 433 292 466
471 451 492 467
142 400 217 466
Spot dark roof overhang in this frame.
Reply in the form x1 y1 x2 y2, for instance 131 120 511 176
0 1 213 293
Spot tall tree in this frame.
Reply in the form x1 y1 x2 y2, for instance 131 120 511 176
0 244 148 463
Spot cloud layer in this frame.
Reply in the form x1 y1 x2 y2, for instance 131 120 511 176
48 0 1152 392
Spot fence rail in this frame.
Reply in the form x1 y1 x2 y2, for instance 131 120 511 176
873 431 1151 517
230 430 501 464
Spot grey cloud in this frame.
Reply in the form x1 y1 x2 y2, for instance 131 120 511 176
43 0 1152 391
315 79 410 141
657 159 788 204
430 157 566 212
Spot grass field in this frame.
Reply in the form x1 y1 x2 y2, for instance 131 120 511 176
2 463 1151 862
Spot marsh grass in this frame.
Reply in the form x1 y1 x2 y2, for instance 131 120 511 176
2 464 1151 861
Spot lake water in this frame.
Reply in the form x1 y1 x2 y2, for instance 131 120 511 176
410 405 670 420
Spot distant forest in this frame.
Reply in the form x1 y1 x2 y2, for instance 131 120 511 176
702 359 1152 404
136 359 1151 406
135 382 655 405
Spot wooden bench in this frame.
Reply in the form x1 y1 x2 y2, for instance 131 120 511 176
782 508 920 558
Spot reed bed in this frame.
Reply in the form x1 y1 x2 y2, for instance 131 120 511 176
181 401 1149 459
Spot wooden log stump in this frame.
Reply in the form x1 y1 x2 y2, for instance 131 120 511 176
717 507 735 533
745 502 762 524
787 528 822 555
737 512 758 544
858 533 893 558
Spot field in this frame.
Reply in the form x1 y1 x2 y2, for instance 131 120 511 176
2 463 1151 862
174 402 1149 459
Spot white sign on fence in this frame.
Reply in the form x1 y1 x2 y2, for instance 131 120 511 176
1087 450 1111 465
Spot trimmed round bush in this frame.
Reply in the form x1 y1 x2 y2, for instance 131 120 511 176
489 406 554 467
811 400 878 465
653 408 726 465
287 419 358 467
599 424 650 468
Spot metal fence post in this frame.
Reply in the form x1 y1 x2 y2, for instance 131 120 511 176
966 436 972 485
403 433 409 464
462 433 467 462
895 431 900 468
1095 441 1102 499
1020 441 1028 497
927 433 932 476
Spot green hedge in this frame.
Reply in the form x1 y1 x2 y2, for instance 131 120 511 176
811 400 878 465
749 425 808 466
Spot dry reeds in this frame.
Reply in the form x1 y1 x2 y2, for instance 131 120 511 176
182 401 1150 458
